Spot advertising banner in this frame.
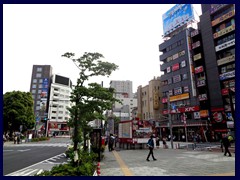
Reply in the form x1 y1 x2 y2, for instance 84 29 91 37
219 70 235 80
162 4 194 36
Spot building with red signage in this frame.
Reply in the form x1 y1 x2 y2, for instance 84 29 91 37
158 4 235 142
199 4 235 139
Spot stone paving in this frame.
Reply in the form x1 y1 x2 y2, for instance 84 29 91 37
100 143 235 176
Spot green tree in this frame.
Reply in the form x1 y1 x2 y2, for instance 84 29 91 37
62 52 120 163
3 91 35 134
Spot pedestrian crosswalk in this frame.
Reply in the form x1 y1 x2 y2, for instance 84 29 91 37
5 153 68 176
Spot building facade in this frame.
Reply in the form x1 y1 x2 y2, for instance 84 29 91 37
199 4 235 139
137 77 163 121
30 65 52 119
47 74 72 137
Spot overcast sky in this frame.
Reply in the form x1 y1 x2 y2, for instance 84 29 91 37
3 4 202 94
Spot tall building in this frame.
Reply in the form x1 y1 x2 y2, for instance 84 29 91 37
30 65 52 118
199 4 235 138
47 74 72 136
159 4 207 141
110 80 133 98
110 80 136 121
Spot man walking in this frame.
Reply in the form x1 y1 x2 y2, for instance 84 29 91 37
222 134 232 157
146 135 157 161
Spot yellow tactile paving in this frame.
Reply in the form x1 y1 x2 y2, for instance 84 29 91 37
112 151 133 176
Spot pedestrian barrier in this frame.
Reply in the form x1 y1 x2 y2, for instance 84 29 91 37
97 162 101 176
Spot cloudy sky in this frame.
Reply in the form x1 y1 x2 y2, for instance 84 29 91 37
3 4 202 94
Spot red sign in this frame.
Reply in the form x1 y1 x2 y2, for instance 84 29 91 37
162 106 200 114
221 88 229 95
172 63 179 71
195 66 204 74
162 97 168 103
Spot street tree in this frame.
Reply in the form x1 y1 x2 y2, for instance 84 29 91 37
3 91 35 134
62 52 120 163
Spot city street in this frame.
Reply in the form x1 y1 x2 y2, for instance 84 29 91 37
100 143 235 176
3 137 71 176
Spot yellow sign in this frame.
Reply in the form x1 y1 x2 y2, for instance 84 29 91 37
213 24 235 39
200 110 208 117
212 10 235 26
193 53 202 61
169 93 189 102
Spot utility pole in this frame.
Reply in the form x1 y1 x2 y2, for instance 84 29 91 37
168 94 174 149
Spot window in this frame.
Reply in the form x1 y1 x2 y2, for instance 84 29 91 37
39 79 43 83
32 89 36 94
38 90 42 94
173 75 181 83
32 95 35 99
36 101 40 105
168 78 172 84
183 86 189 93
36 106 40 110
36 73 42 78
33 79 37 83
32 84 36 88
37 67 42 72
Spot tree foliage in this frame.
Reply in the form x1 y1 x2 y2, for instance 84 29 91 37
62 52 120 155
3 91 35 133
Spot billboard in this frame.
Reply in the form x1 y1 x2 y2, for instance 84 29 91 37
162 4 195 36
40 78 49 112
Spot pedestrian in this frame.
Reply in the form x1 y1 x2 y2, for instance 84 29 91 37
222 134 232 157
162 136 168 149
146 135 157 161
156 136 160 149
108 134 115 151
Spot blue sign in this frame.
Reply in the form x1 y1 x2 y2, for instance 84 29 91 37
36 116 40 122
162 4 195 36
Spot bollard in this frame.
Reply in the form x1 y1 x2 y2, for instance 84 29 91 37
97 162 101 176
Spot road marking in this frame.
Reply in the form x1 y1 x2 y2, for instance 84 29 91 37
5 153 66 176
112 151 133 176
18 149 31 152
36 169 44 175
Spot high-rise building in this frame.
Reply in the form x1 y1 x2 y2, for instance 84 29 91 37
30 65 52 118
110 80 133 98
199 4 235 138
159 4 208 141
110 80 136 121
47 74 72 137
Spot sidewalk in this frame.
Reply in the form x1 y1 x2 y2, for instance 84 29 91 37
100 144 235 176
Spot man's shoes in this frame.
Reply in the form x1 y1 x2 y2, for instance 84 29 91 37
146 159 150 161
153 158 157 161
224 154 226 156
229 155 232 157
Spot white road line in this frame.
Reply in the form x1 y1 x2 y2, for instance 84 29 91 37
5 153 65 176
18 149 31 152
36 169 44 175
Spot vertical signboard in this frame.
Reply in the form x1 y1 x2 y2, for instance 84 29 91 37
40 78 48 112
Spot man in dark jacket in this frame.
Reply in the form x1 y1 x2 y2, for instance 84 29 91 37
146 135 157 161
222 134 232 157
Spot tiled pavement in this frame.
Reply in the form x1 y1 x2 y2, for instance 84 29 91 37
100 143 235 176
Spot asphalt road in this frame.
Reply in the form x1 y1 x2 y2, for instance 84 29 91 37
3 138 70 175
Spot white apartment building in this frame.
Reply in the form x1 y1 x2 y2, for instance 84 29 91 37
110 80 137 120
47 74 72 136
110 80 133 98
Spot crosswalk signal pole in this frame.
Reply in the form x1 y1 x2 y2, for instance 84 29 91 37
168 94 174 149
